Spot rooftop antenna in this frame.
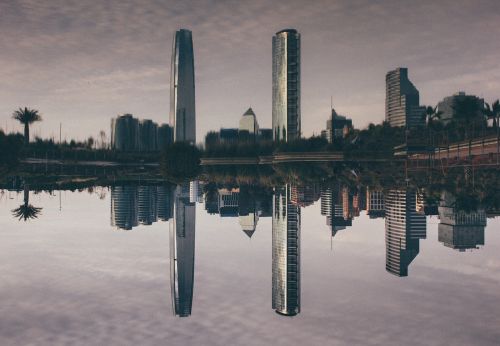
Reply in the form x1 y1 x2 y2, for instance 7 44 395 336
330 96 333 110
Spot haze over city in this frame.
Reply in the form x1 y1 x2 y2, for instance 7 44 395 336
1 0 500 142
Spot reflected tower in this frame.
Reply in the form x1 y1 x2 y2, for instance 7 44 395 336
272 29 301 142
110 186 138 230
138 186 158 225
272 185 300 316
438 191 486 251
170 182 196 317
385 189 426 277
170 29 196 143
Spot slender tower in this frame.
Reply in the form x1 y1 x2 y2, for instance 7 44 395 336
170 29 196 143
272 185 301 316
272 29 301 142
170 182 196 317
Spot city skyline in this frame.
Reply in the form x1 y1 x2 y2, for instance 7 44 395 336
2 1 500 142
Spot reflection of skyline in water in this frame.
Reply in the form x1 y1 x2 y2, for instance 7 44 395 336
170 182 197 317
272 185 300 316
205 185 272 238
110 185 173 230
385 189 426 277
438 191 486 252
321 183 352 237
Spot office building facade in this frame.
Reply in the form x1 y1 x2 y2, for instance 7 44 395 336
272 29 301 142
385 68 425 128
385 189 426 277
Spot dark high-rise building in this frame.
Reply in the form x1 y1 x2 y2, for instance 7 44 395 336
272 29 301 142
385 189 426 277
111 114 140 151
138 120 158 152
385 68 425 128
272 185 300 316
170 183 196 317
438 192 486 251
157 124 173 151
170 29 196 144
111 115 160 152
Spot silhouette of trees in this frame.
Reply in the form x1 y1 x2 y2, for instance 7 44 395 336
11 185 42 221
12 107 42 144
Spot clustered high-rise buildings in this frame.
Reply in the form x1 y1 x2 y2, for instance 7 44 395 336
107 27 493 151
111 114 172 152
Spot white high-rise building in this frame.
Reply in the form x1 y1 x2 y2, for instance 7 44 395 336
272 29 301 142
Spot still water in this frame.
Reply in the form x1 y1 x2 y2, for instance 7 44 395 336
1 182 499 346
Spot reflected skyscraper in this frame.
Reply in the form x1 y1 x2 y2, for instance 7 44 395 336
438 192 486 251
170 29 196 143
138 186 158 225
385 189 426 277
272 185 300 316
170 183 196 317
366 187 385 218
111 185 172 230
110 186 138 230
272 29 301 142
157 185 173 221
321 183 352 236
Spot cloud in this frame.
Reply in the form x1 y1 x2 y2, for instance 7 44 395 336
0 0 500 140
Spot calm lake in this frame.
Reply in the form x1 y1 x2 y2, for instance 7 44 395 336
1 180 499 346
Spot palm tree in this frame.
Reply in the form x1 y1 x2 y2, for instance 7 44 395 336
483 100 500 128
12 107 42 144
424 106 443 149
11 185 42 221
452 98 482 140
425 106 443 128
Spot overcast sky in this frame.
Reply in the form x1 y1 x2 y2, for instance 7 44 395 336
1 0 500 142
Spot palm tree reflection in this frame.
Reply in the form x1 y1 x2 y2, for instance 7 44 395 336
11 185 42 221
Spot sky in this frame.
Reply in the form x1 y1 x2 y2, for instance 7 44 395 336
1 0 500 142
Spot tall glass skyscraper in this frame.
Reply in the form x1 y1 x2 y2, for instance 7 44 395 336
272 29 301 142
170 29 196 143
272 185 300 316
